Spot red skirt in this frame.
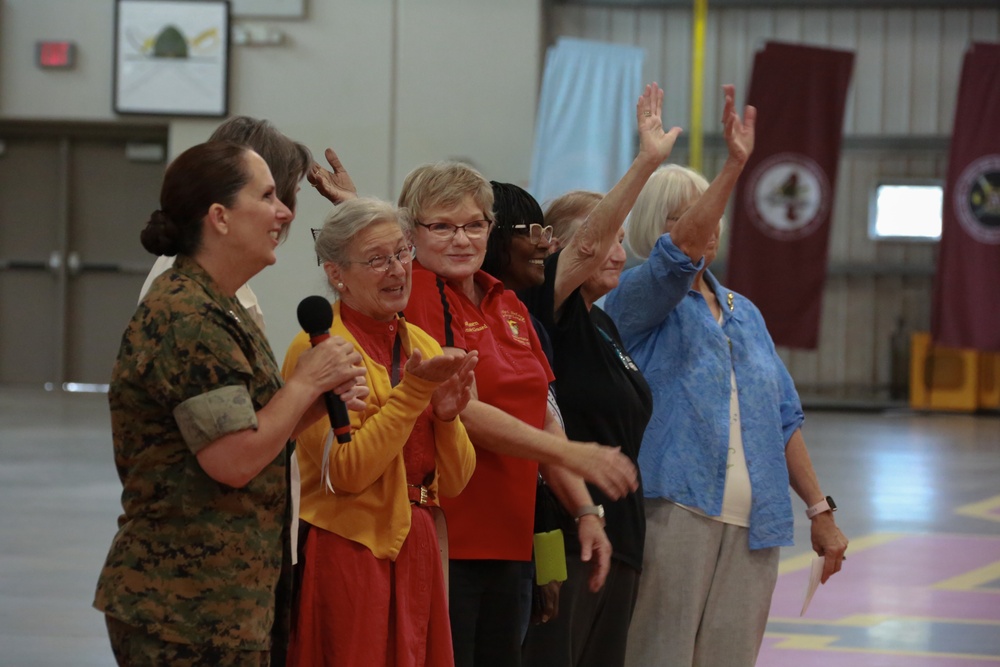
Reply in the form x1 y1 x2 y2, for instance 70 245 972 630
287 506 453 667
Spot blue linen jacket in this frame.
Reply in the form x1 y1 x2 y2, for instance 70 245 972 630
604 234 804 549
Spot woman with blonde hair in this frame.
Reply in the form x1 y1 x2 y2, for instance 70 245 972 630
399 157 639 667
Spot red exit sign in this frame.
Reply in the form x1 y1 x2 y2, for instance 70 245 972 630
36 41 76 69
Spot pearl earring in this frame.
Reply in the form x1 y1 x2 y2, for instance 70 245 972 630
337 282 345 290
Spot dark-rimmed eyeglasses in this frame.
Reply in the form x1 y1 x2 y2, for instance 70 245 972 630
347 245 415 273
415 219 492 240
512 223 554 245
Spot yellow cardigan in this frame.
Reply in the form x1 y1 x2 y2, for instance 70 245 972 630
282 301 476 560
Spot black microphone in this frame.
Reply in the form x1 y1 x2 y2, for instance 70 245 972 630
296 296 352 444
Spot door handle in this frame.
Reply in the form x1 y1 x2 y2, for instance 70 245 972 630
66 251 81 276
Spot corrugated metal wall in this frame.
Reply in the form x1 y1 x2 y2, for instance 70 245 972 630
547 4 1000 402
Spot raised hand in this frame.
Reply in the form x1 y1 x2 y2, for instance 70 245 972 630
637 82 683 166
431 351 478 421
404 347 471 384
721 84 756 165
308 147 359 205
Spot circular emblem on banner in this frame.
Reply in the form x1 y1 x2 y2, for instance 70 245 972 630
954 155 1000 244
745 153 831 241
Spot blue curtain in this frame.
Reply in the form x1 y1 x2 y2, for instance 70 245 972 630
529 38 645 206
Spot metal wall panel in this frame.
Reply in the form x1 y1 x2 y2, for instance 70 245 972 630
545 4 1000 401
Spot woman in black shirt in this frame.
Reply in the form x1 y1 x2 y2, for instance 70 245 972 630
486 83 679 667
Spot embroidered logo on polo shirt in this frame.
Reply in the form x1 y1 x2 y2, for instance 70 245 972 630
464 319 488 334
502 310 531 347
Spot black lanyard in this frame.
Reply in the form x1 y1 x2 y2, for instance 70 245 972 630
594 324 639 372
390 329 402 387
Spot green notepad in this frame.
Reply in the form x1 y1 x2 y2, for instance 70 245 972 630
533 529 568 585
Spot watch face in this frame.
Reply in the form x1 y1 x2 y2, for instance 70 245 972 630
826 496 837 511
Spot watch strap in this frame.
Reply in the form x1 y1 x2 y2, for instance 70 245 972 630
805 495 836 519
574 504 606 525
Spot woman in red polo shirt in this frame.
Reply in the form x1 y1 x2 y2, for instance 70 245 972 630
398 162 638 667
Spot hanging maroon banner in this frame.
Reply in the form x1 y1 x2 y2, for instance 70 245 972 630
932 43 1000 352
726 42 854 349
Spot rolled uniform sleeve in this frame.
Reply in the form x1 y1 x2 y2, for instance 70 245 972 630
173 385 259 453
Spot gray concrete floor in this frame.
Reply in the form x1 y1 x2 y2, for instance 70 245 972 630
1 388 998 666
1 389 121 667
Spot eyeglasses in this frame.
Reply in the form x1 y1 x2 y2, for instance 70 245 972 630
348 245 415 273
415 219 492 240
512 223 554 245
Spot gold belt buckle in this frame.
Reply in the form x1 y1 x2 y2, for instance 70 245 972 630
409 484 430 505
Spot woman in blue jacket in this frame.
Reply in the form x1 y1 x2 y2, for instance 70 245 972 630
605 85 848 667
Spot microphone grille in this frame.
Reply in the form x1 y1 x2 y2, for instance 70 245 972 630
296 295 334 334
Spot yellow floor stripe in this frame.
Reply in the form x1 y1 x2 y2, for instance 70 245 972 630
763 633 1000 661
769 613 1000 627
778 532 903 575
955 494 1000 523
933 559 1000 591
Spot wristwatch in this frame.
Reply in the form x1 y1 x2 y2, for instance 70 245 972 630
575 504 606 526
805 495 837 520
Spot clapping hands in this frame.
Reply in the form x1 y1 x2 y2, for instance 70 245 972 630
405 348 479 422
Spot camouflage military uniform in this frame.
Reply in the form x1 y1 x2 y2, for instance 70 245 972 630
94 254 292 657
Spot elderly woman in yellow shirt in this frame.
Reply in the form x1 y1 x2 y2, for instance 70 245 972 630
283 197 477 667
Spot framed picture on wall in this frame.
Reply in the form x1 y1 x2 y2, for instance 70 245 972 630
113 0 230 117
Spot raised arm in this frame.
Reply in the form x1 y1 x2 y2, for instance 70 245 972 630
603 238 701 341
552 83 682 313
670 84 755 262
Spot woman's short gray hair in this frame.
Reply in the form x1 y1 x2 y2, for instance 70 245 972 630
626 165 709 260
315 197 412 269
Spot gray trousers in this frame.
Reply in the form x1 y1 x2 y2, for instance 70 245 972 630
624 499 779 667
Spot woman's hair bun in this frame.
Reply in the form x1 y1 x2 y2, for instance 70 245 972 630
140 209 183 256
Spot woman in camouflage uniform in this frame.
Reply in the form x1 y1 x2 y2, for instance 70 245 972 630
94 141 367 666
